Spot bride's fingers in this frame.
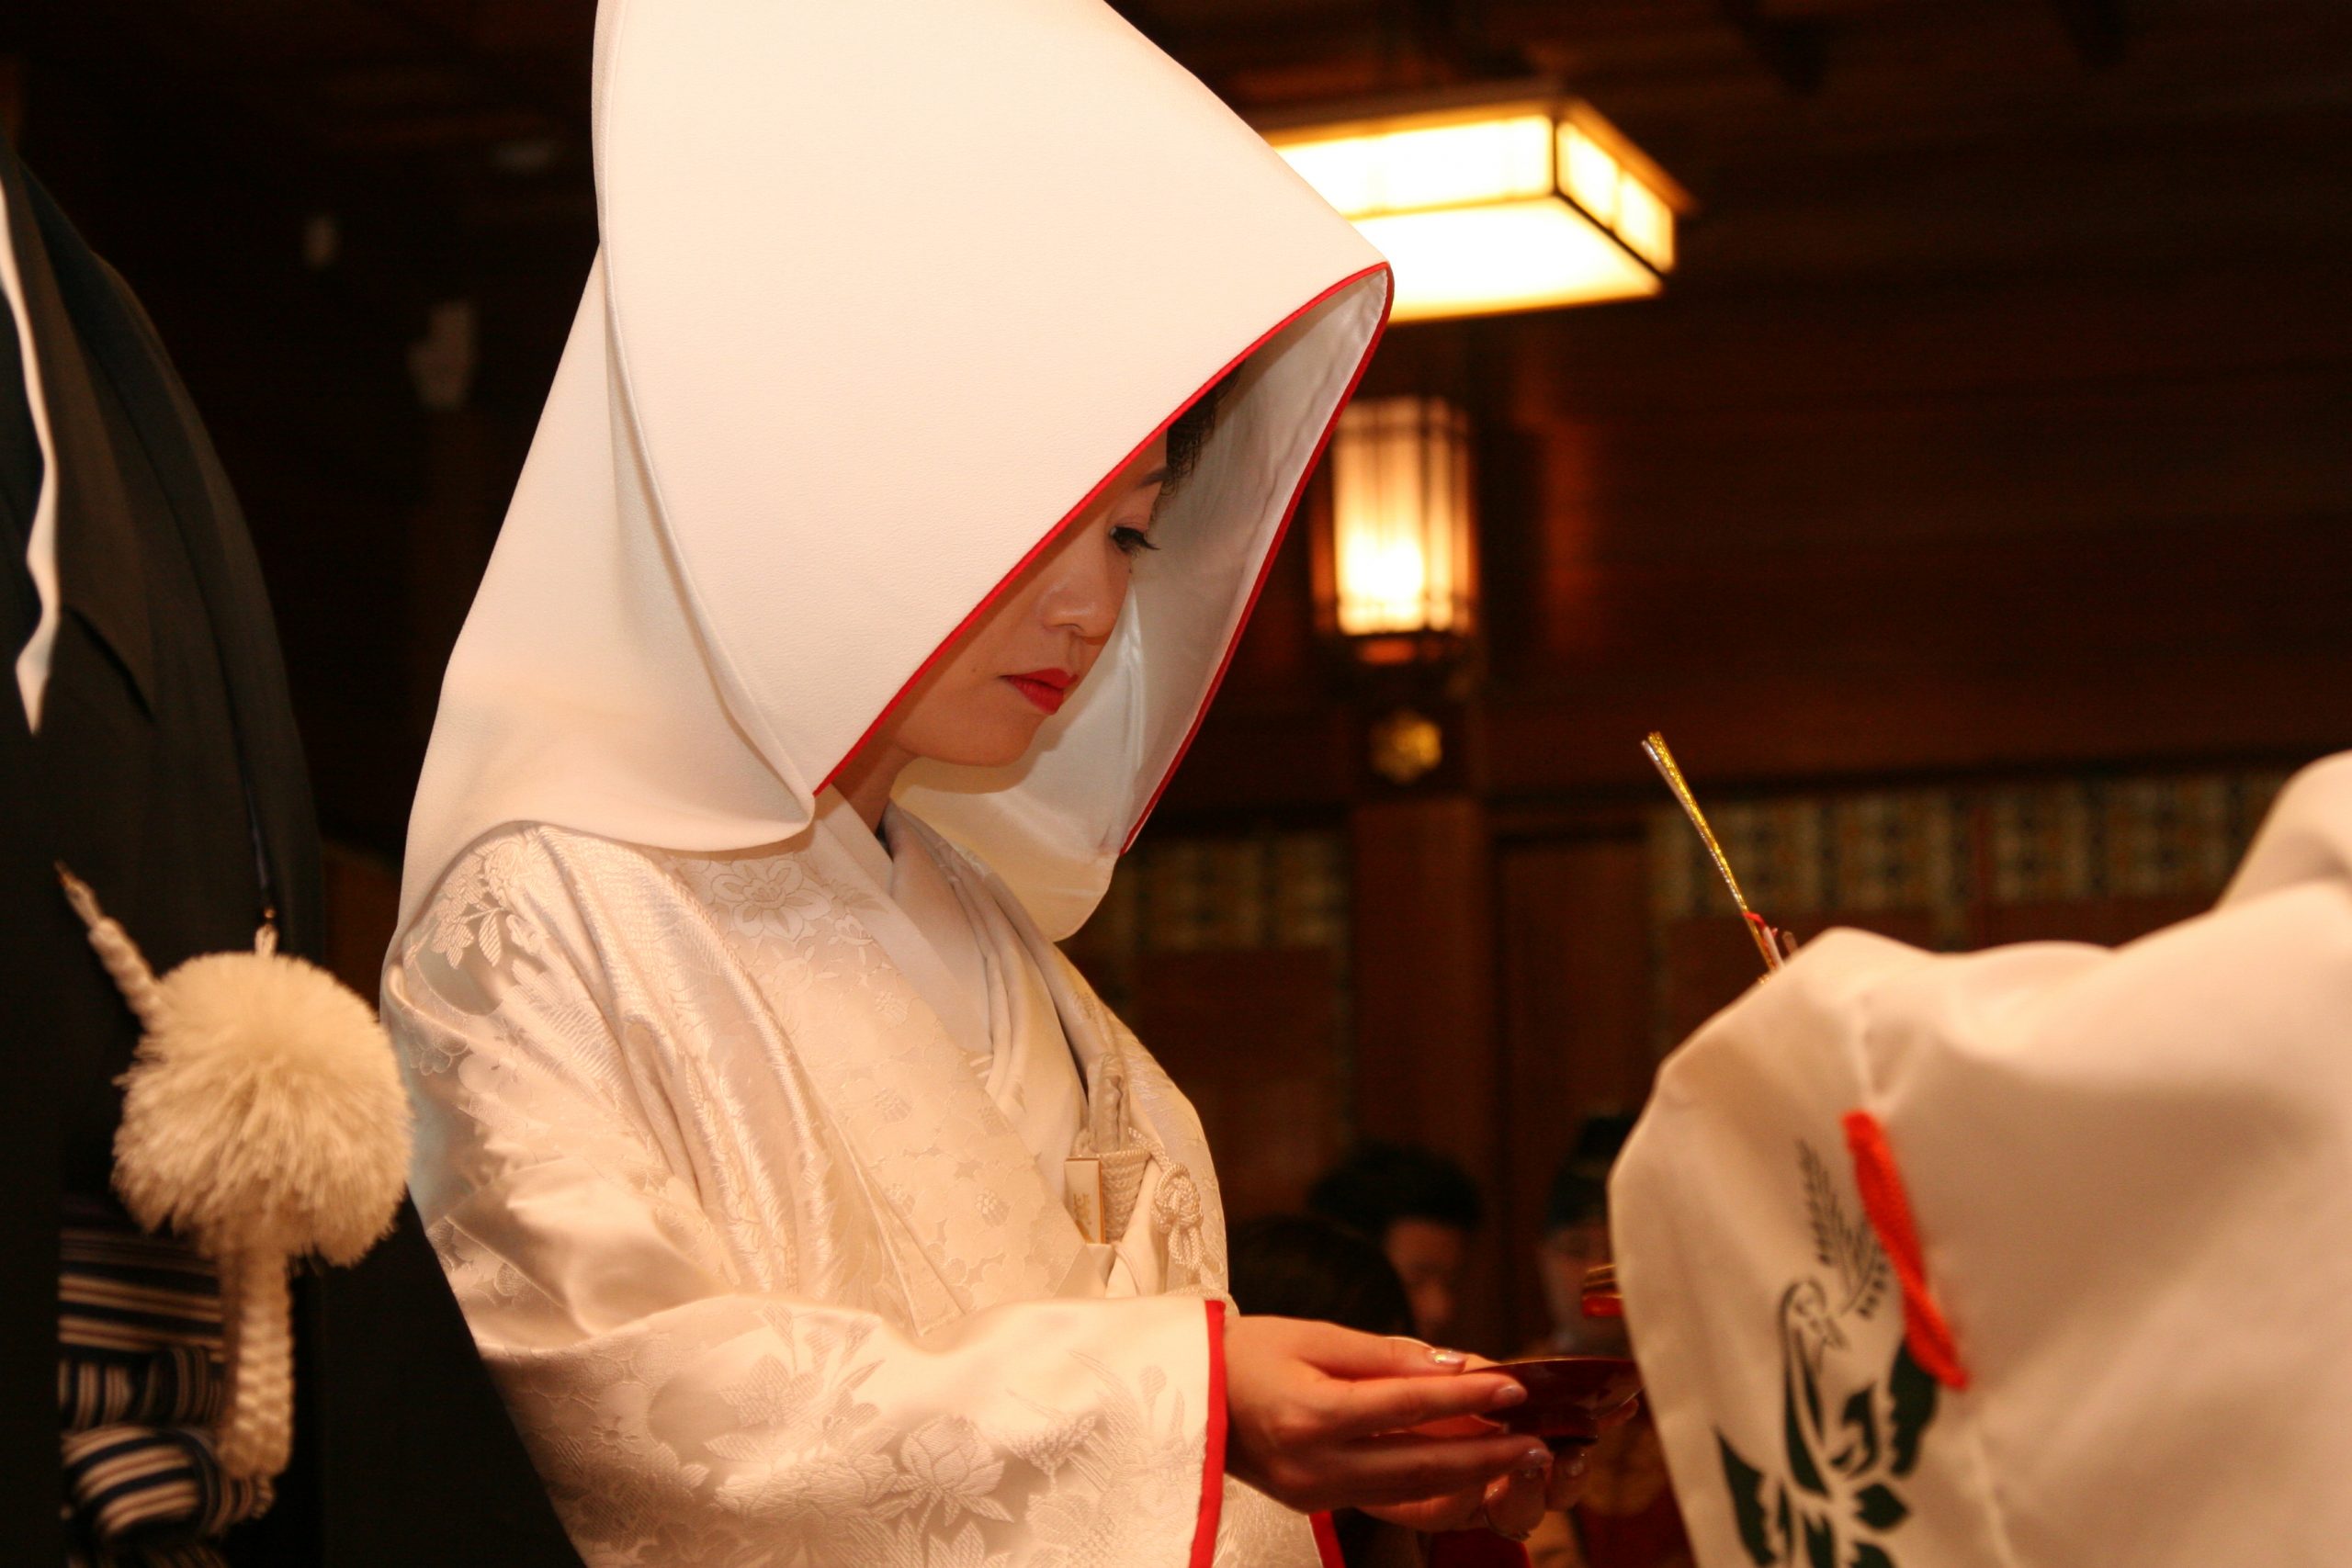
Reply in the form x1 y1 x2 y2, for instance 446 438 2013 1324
1545 1445 1593 1512
1482 1460 1551 1539
1283 1320 1476 1380
1360 1480 1495 1533
1322 1369 1526 1439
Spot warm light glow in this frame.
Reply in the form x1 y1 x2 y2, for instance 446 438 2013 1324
1558 124 1622 225
1355 200 1659 321
1269 97 1684 322
1613 176 1674 271
1331 398 1476 637
1279 116 1555 216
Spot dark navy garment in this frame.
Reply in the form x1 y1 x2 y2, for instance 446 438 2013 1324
0 130 581 1568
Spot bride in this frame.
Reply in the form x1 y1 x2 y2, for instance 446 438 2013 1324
383 1 1577 1562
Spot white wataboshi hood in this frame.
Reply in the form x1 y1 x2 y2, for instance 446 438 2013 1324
399 0 1391 936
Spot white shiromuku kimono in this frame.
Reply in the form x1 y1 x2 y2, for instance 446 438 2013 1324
1612 751 2352 1568
381 0 1391 1563
389 803 1291 1566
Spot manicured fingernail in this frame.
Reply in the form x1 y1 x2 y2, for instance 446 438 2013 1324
1428 1347 1466 1368
1489 1381 1528 1409
1516 1450 1551 1479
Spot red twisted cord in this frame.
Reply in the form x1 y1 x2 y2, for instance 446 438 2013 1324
1841 1110 1971 1391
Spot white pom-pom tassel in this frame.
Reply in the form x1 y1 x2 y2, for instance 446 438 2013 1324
113 947 413 1268
64 867 413 1483
217 1248 294 1479
113 946 413 1481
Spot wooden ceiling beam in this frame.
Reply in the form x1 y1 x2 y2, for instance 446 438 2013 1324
347 0 588 140
1712 0 1825 95
2048 0 2127 67
1107 6 1375 94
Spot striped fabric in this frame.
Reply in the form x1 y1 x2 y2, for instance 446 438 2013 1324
59 1201 271 1568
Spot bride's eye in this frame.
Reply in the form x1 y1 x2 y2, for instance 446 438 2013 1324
1111 525 1158 557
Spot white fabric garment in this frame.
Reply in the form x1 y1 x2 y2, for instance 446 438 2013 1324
386 1 1388 1562
388 818 1306 1565
823 793 1088 1211
395 0 1390 938
1612 750 2352 1568
0 175 62 728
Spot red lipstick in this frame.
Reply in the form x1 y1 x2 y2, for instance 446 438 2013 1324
1004 668 1075 715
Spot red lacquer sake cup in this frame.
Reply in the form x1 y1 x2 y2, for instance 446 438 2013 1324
1487 1355 1642 1443
1484 1265 1641 1444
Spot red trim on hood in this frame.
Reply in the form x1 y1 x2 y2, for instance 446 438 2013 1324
820 262 1396 807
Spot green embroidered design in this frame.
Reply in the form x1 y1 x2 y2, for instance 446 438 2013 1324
1717 1145 1940 1567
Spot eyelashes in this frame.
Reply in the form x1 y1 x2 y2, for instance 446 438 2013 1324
1111 525 1159 558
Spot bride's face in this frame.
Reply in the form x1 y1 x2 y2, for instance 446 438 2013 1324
885 434 1169 770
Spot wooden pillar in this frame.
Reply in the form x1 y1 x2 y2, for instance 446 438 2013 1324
1348 794 1510 1351
1496 831 1654 1349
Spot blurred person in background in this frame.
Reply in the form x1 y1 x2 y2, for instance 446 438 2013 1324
1231 1213 1420 1345
1521 1118 1693 1568
1310 1142 1486 1343
1535 1115 1634 1359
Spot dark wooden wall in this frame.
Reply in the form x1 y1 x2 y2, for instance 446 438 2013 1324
1146 0 2352 1352
8 0 2349 1354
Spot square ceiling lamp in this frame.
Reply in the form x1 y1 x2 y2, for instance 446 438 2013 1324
1263 91 1690 322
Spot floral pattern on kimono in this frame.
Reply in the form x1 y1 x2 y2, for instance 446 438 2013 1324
387 823 1320 1568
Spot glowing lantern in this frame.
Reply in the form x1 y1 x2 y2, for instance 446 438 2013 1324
1264 93 1688 322
1328 396 1476 646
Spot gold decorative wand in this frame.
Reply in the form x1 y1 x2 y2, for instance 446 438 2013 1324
1642 731 1788 973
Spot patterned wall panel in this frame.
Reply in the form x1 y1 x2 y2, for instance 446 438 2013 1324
1648 767 2294 1047
1071 828 1350 1008
1063 827 1356 1213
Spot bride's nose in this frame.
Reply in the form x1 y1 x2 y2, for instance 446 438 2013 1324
1036 537 1127 645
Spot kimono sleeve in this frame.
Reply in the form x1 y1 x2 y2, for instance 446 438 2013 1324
383 829 1232 1568
1614 756 2352 1568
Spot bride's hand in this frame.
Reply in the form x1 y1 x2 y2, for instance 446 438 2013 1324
1363 1372 1634 1536
1222 1316 1545 1516
1360 1442 1597 1537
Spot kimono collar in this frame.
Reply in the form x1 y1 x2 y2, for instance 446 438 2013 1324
810 789 993 1068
